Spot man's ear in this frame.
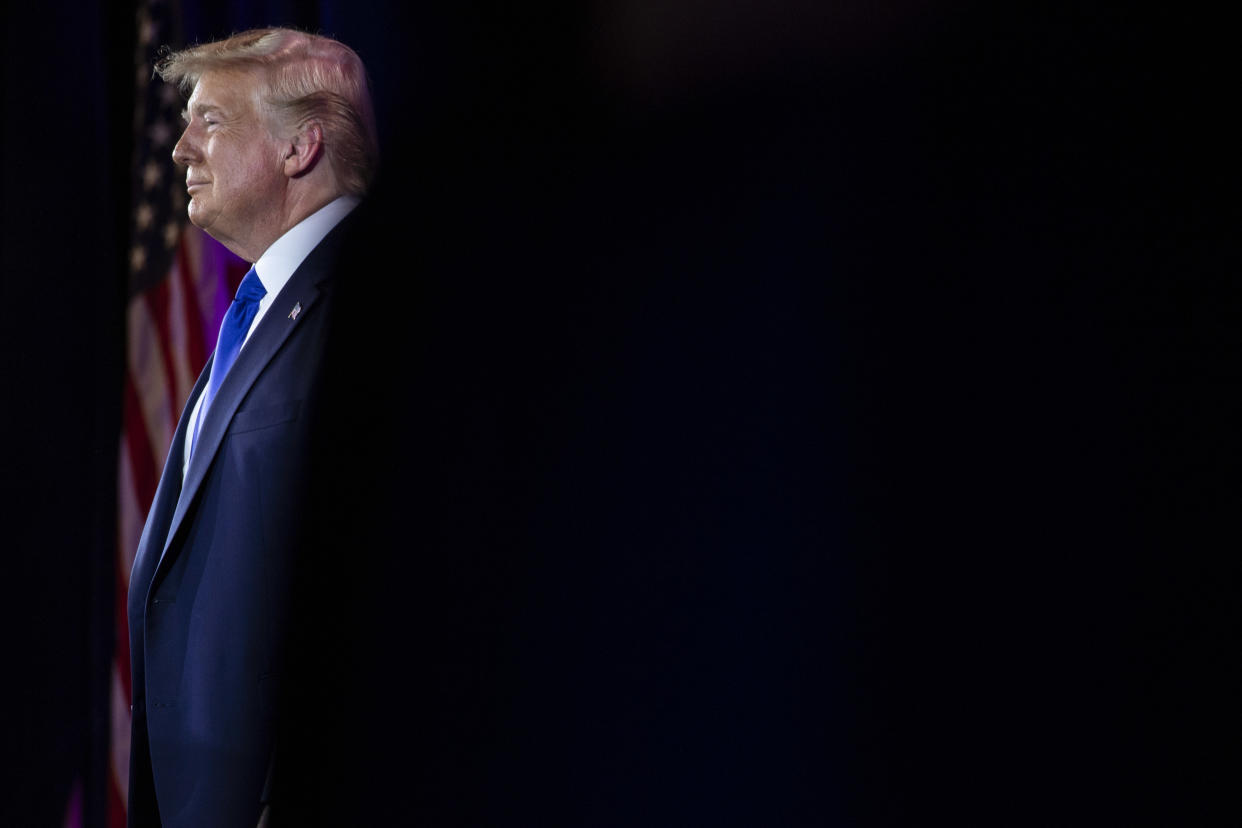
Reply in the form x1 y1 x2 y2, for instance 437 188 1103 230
283 122 323 177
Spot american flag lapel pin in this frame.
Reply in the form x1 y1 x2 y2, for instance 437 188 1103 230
289 302 302 320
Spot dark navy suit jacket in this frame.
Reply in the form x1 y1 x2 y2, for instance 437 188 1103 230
127 219 348 828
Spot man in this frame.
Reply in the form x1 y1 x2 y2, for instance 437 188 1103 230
126 28 377 827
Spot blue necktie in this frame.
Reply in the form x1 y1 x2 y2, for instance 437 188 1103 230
191 267 267 456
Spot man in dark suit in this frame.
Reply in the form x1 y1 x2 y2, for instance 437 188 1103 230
125 28 377 828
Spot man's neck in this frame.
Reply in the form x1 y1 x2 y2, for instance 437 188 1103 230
229 186 343 263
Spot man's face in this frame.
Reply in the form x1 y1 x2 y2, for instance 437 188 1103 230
172 68 286 253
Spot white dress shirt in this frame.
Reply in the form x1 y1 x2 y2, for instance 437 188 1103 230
182 195 359 479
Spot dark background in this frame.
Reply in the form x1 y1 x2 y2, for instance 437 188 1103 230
4 1 1240 825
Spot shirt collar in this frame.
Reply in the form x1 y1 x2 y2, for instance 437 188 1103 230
252 195 359 297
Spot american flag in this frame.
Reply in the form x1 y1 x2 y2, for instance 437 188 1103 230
111 1 246 824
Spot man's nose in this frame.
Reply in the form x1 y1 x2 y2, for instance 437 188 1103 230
171 128 197 166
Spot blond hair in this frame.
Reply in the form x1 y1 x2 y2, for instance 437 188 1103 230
158 28 379 196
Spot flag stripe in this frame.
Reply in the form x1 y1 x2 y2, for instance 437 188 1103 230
143 279 184 436
108 761 126 828
127 295 176 466
110 665 132 808
176 234 210 372
121 376 160 520
167 260 194 401
116 432 144 583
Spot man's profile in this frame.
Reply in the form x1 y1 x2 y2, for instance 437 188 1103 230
125 28 376 828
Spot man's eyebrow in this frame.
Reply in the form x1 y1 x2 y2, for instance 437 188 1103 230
181 103 223 123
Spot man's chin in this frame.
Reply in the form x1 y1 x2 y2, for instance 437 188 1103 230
185 204 212 232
